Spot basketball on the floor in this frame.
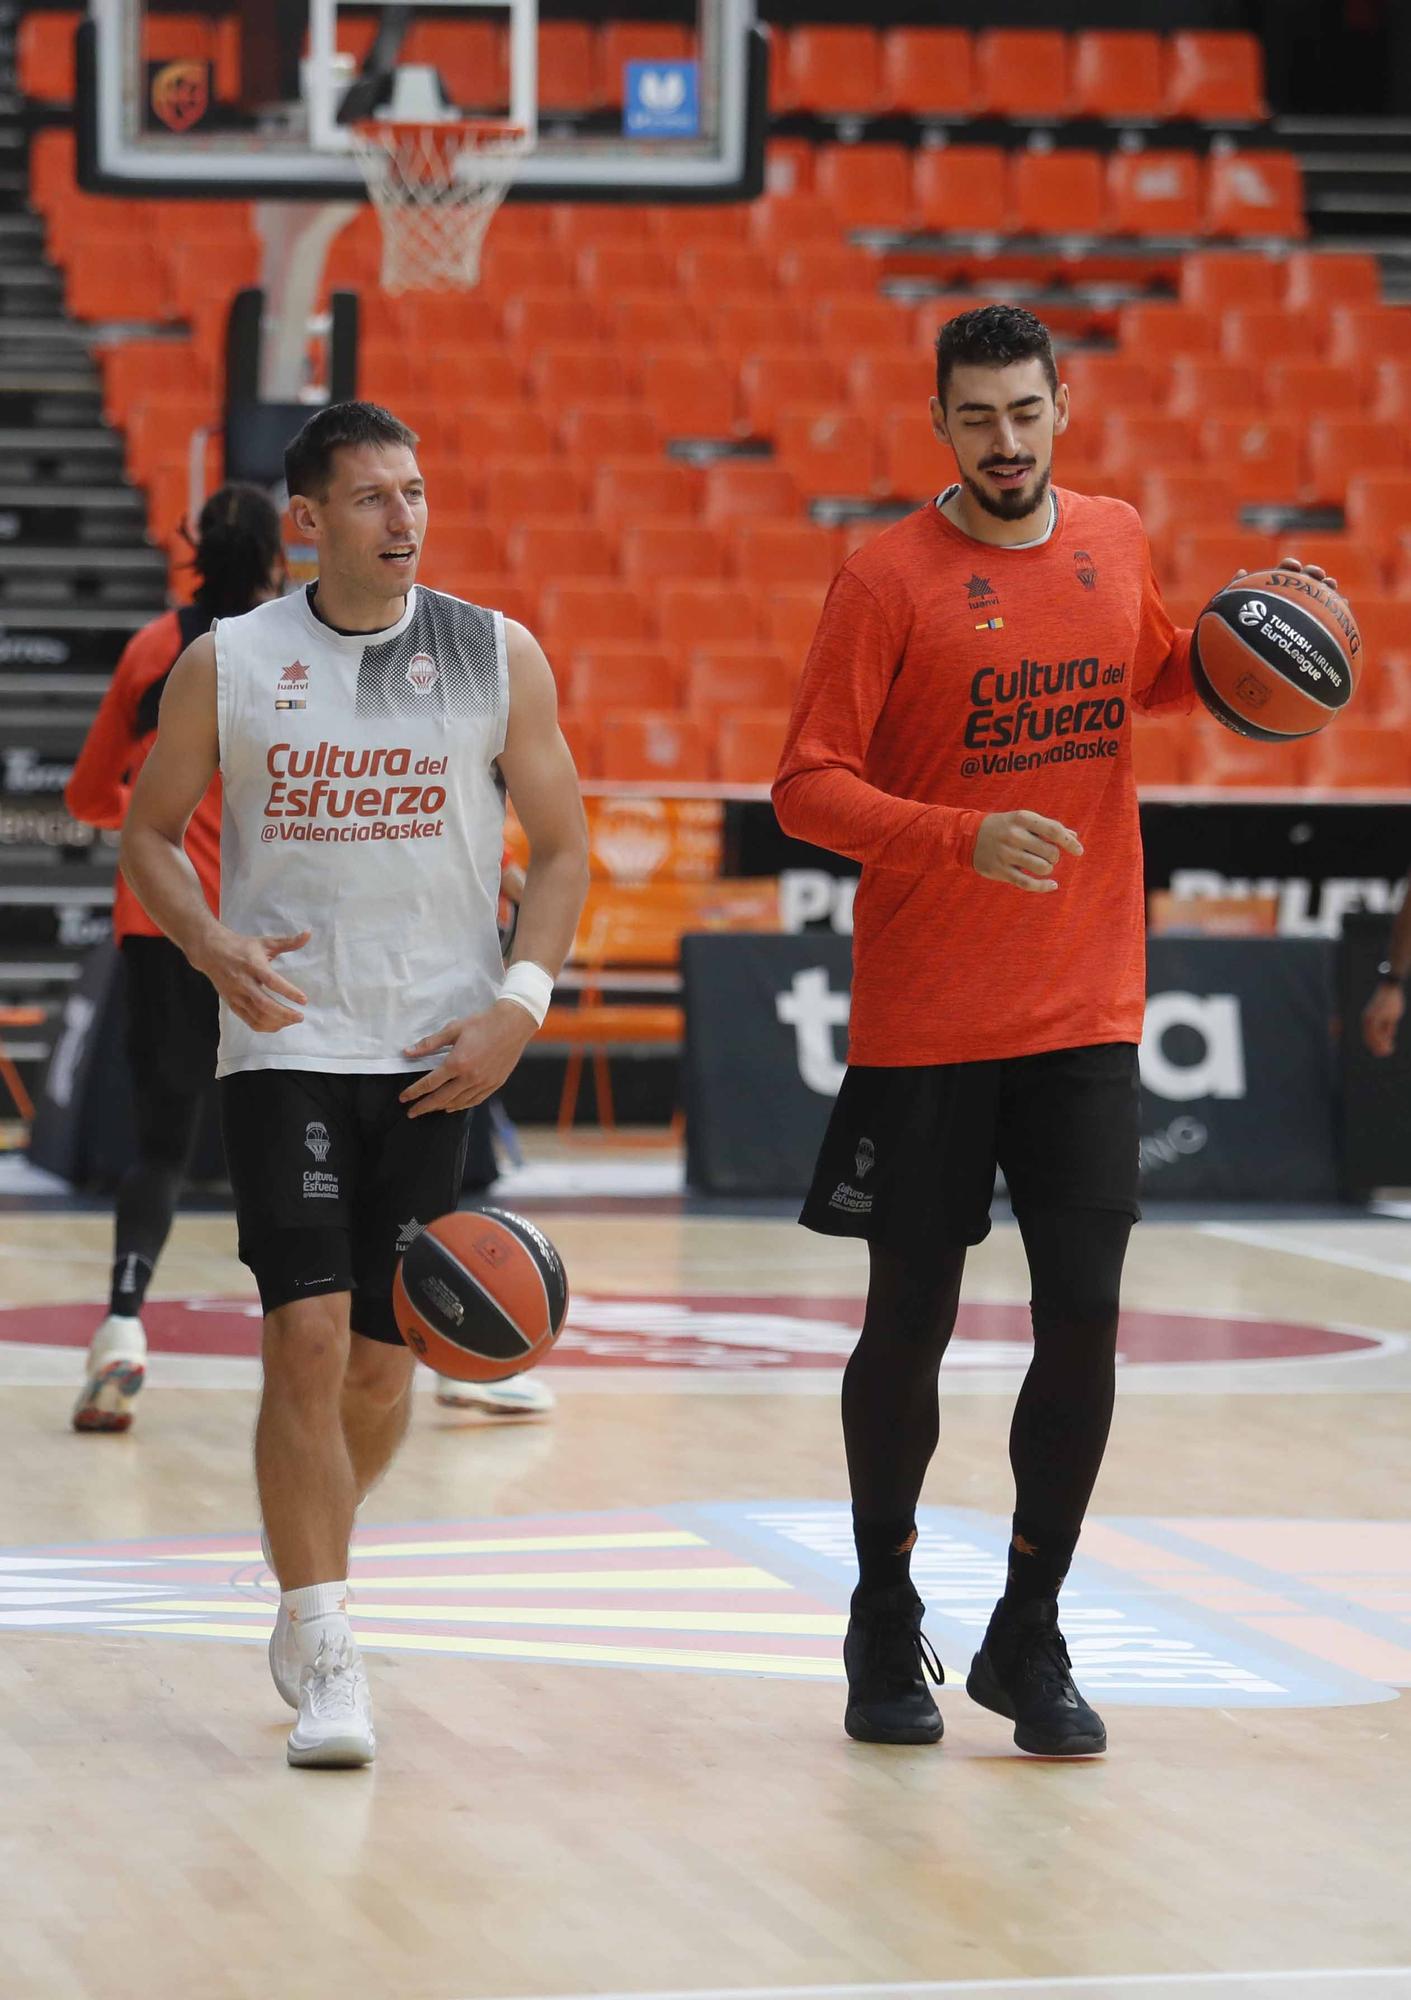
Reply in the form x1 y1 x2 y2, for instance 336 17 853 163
393 1208 569 1382
1192 568 1361 742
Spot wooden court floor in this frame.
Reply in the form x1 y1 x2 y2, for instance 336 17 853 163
0 1163 1409 2000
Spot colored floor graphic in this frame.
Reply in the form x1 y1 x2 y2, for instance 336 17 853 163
0 1296 1394 1371
1 1505 1405 1707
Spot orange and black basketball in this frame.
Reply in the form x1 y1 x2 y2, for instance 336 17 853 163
1192 567 1361 742
393 1208 568 1383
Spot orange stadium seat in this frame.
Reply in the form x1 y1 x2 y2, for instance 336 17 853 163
715 711 792 787
64 241 170 322
1276 535 1381 594
848 350 932 414
1180 251 1281 314
1166 32 1266 122
731 522 843 588
1222 306 1323 368
538 22 596 111
560 404 662 458
1010 150 1107 238
740 350 845 435
427 523 505 575
749 193 849 251
594 459 703 524
1059 352 1160 410
539 584 650 657
708 302 814 366
678 245 776 296
1371 360 1411 423
878 407 944 501
1194 724 1309 790
660 205 754 246
1206 152 1305 239
1305 417 1406 507
507 521 615 579
505 289 607 347
1130 722 1190 789
763 585 827 656
766 138 816 197
1170 529 1277 594
1283 249 1381 313
777 245 878 296
1198 417 1303 508
20 12 80 101
881 29 975 116
621 522 728 584
778 27 883 116
402 20 504 106
1345 474 1411 559
815 145 915 232
914 147 1008 235
656 584 761 651
1304 725 1411 791
556 709 600 777
684 648 795 713
483 459 587 522
554 207 653 249
973 30 1069 120
774 408 877 495
1118 303 1220 360
572 648 681 713
425 346 528 403
1264 358 1362 414
1142 470 1239 542
100 341 212 424
596 25 693 106
1069 32 1164 119
1108 151 1203 237
818 296 912 352
607 295 707 350
479 238 577 293
1326 306 1411 368
598 713 712 783
703 461 800 524
637 353 737 437
577 243 676 294
1166 358 1263 418
1105 411 1198 475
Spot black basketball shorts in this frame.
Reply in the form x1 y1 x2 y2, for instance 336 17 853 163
219 1070 471 1343
800 1041 1141 1249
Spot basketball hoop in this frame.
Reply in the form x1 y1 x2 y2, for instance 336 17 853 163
349 118 534 293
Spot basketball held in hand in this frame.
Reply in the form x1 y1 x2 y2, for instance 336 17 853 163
393 1208 568 1382
1192 567 1361 742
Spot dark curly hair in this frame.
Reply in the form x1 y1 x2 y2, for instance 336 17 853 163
188 482 284 618
934 304 1058 408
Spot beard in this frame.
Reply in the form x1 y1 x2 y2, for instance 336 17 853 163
961 459 1053 524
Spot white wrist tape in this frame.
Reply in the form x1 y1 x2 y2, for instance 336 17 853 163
498 960 553 1028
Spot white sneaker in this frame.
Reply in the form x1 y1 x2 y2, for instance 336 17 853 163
435 1371 556 1417
72 1315 147 1433
286 1635 375 1769
261 1528 300 1711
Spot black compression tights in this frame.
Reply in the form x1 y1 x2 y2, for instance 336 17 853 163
842 1208 1132 1537
109 1073 206 1316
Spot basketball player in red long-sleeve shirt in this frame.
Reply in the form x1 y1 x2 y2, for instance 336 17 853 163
773 305 1331 1756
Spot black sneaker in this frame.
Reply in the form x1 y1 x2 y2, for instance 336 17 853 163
966 1598 1106 1757
843 1586 944 1744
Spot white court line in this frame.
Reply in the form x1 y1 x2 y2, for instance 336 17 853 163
467 1970 1411 2000
1198 1222 1411 1286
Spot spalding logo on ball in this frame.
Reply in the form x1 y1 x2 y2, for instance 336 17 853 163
393 1208 569 1382
1192 567 1362 742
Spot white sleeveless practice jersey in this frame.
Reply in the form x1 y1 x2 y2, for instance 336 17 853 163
213 584 508 1078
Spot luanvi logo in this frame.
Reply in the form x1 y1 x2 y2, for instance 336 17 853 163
965 573 999 611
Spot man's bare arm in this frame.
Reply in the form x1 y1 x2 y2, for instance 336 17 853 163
120 637 309 1033
400 622 589 1115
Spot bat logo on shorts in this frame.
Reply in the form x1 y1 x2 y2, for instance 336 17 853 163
304 1121 331 1163
855 1137 876 1181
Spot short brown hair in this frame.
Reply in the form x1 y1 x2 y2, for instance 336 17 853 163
284 400 419 499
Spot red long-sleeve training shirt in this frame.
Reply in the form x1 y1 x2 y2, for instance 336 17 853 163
772 490 1194 1066
64 608 222 942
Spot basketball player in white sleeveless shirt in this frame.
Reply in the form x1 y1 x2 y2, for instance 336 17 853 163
121 404 590 1767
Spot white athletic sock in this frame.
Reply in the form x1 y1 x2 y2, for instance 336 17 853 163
281 1581 352 1668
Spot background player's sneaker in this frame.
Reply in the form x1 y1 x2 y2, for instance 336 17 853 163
71 1315 147 1433
966 1598 1107 1757
260 1527 300 1710
434 1372 555 1417
286 1636 375 1768
842 1585 944 1744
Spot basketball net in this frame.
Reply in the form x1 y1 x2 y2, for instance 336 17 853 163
349 118 533 293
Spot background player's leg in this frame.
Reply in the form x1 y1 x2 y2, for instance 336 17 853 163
342 1331 416 1500
108 1074 204 1318
257 1292 358 1593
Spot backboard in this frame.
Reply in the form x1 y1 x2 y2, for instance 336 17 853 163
77 0 766 204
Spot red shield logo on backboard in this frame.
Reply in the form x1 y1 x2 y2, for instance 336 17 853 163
150 61 210 135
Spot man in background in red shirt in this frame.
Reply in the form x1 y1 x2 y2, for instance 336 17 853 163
65 485 286 1430
774 305 1329 1757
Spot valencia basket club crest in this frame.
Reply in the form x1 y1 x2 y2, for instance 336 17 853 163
147 59 212 135
406 652 440 694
